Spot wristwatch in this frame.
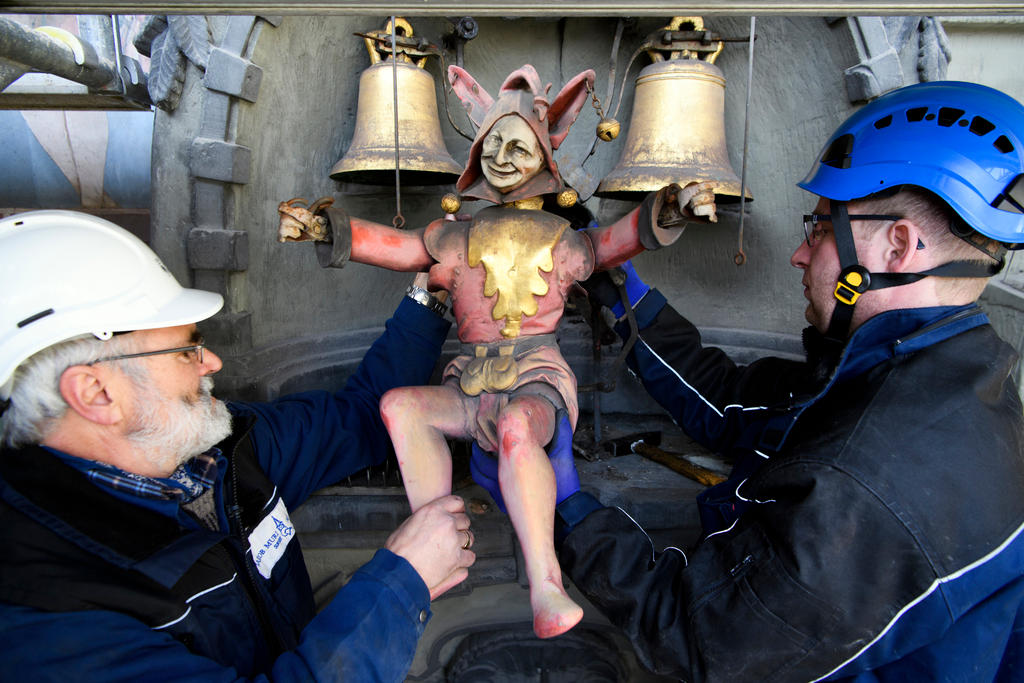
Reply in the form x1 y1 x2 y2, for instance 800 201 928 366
405 284 448 317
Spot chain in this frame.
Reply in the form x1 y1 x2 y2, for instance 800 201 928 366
585 80 606 120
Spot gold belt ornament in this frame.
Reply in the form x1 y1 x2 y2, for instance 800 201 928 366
460 345 518 396
467 207 568 339
457 333 557 396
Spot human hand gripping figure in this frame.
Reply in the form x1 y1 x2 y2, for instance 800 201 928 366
385 494 476 600
278 64 716 638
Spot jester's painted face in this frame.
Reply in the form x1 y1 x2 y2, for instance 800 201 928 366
480 115 544 193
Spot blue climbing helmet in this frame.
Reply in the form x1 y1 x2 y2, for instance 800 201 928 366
798 81 1024 345
800 80 1024 245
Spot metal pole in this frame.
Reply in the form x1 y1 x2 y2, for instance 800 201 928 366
76 14 114 60
110 14 126 94
0 16 120 90
735 16 756 266
390 16 404 229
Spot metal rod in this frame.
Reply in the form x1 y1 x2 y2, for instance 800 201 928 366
582 18 625 161
3 3 1020 17
76 15 113 58
604 18 623 108
735 16 756 266
390 16 404 228
110 13 125 94
0 15 119 90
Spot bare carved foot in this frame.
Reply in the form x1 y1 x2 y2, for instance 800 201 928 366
531 579 584 639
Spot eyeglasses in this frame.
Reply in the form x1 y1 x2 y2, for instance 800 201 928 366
802 214 902 247
93 338 206 365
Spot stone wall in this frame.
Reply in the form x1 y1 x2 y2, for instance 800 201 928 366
147 14 1023 402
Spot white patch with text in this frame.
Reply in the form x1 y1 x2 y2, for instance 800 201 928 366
248 497 295 579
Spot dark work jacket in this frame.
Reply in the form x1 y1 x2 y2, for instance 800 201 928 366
0 421 313 674
0 297 451 682
558 290 1024 682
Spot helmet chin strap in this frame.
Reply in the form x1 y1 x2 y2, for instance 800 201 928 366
823 202 861 345
824 201 1004 346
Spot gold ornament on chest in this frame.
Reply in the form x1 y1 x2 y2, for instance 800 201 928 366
467 206 568 339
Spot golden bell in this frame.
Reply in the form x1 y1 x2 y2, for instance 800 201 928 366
596 118 620 142
330 18 462 185
596 44 751 202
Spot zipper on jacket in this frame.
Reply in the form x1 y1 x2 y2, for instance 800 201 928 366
729 554 755 578
228 444 286 656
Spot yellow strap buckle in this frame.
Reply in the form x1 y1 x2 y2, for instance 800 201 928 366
834 267 870 305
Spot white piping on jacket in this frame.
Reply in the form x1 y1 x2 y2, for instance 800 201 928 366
152 606 192 630
186 573 239 603
151 573 239 630
638 338 769 419
705 518 739 539
617 506 689 567
735 478 776 505
617 506 655 560
811 519 1024 681
663 546 689 566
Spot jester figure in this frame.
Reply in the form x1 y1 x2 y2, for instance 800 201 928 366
278 64 715 638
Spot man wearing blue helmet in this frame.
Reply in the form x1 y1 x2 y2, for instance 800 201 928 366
550 81 1024 680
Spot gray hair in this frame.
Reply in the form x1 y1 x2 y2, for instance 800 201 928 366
1 333 142 448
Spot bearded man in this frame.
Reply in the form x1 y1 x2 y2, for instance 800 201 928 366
0 211 475 681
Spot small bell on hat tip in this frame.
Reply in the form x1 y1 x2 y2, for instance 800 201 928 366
557 189 579 207
441 192 462 215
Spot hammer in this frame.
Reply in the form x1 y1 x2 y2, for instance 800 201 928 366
601 433 727 488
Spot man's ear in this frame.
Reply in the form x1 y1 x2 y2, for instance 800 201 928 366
58 365 123 426
883 220 925 273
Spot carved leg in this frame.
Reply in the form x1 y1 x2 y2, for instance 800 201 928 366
381 384 475 512
497 395 584 639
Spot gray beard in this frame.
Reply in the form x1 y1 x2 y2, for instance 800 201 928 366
126 374 232 474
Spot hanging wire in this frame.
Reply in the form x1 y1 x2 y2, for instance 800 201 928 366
735 16 756 266
437 47 477 142
604 19 624 111
581 18 626 163
390 17 405 229
575 41 648 166
610 44 647 123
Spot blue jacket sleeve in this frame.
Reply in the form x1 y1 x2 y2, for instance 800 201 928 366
229 297 451 509
0 550 429 682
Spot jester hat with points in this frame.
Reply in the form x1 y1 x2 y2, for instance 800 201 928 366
449 64 595 204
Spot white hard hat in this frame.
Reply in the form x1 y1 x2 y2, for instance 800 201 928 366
0 210 224 398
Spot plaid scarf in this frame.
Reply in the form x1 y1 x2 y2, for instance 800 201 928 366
85 449 221 503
